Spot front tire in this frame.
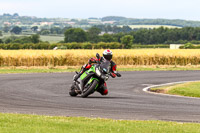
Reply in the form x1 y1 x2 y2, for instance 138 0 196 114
81 80 98 98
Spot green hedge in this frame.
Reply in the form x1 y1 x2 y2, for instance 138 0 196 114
0 43 50 49
180 45 200 49
132 44 169 49
57 42 123 49
0 42 169 49
179 43 200 49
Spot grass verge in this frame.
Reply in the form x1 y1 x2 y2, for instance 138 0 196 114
1 65 200 74
150 81 200 98
0 113 200 133
0 68 77 74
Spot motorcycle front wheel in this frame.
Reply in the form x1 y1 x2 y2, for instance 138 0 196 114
81 80 98 98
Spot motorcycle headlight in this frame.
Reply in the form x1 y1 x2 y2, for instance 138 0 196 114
96 67 101 77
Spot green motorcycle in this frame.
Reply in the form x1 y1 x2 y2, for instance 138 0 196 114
69 53 121 98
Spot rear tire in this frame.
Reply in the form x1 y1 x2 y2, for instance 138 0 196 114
69 85 78 97
81 80 98 98
69 90 78 97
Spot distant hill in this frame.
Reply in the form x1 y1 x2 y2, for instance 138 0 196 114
1 13 200 29
102 16 200 27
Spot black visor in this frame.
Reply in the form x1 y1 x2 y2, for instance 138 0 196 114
103 55 112 61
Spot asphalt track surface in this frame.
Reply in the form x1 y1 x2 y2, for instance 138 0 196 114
1 71 200 122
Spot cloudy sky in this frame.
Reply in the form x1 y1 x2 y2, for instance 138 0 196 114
0 0 200 20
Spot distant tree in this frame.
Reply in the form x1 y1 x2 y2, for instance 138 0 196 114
100 33 115 42
112 25 122 33
71 19 78 22
13 13 19 17
87 27 101 43
0 39 3 44
62 26 72 34
50 27 62 34
94 25 106 32
17 37 32 44
102 16 126 21
64 28 87 43
10 26 22 34
3 25 10 33
3 13 12 17
30 34 40 43
40 29 50 35
77 20 89 25
120 35 134 49
31 26 38 32
5 38 12 44
105 25 112 33
122 26 132 33
0 31 2 36
113 32 125 42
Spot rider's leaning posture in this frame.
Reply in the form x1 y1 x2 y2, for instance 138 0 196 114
73 49 121 95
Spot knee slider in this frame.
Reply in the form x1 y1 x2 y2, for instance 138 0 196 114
103 89 108 95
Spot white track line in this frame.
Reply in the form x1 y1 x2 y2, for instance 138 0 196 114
143 80 200 99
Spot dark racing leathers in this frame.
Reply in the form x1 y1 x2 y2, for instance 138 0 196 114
74 57 117 95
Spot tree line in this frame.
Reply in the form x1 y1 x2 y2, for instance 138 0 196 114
0 34 40 44
1 25 132 35
1 26 72 35
63 26 200 45
2 26 200 49
4 25 200 45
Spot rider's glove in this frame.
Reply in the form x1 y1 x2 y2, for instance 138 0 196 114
110 73 116 78
89 57 97 64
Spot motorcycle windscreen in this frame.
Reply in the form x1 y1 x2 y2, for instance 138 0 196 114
100 60 111 74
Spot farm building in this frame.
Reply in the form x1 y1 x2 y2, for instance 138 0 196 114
170 44 183 49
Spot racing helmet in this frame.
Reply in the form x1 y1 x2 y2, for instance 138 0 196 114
103 49 113 61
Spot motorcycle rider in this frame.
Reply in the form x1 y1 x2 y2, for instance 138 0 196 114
73 49 121 95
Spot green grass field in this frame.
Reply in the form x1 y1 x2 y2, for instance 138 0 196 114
150 81 200 98
0 68 76 74
40 35 64 43
0 33 64 43
0 113 200 133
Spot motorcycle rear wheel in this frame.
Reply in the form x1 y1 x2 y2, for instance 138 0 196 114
69 85 78 97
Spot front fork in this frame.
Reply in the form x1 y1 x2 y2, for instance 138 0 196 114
74 64 90 81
